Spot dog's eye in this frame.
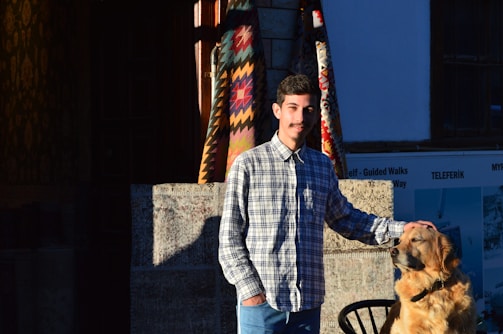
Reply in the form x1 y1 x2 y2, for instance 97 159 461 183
411 237 423 242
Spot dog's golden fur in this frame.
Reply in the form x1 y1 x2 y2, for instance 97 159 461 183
380 227 477 334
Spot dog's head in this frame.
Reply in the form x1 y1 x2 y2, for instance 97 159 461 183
390 227 459 276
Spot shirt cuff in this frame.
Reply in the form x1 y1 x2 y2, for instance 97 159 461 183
236 275 264 301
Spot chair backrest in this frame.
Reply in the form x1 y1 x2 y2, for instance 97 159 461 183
338 299 396 334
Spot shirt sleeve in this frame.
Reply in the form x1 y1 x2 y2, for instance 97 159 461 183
218 156 264 300
324 173 406 245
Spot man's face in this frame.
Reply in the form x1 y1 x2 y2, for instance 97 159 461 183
272 94 318 151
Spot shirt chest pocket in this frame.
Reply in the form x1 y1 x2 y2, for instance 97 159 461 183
302 189 326 223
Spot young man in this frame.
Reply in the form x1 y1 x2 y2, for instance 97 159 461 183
218 74 435 334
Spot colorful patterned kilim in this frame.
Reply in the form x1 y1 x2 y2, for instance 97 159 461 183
290 0 348 179
198 0 269 184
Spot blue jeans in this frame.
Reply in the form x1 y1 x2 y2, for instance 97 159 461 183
237 301 321 334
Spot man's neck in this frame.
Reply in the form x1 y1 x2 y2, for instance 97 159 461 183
277 133 303 151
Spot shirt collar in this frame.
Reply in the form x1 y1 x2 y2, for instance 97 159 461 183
271 132 306 163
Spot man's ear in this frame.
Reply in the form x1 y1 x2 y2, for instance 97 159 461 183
272 102 281 119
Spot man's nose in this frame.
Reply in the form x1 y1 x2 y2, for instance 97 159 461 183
296 109 306 122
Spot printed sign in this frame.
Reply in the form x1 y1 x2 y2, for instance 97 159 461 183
347 151 503 333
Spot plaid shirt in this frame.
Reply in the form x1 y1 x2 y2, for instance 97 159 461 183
218 133 405 312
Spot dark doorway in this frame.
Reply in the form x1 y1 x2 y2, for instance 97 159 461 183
84 1 200 332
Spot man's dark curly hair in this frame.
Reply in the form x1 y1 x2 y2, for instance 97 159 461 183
276 74 320 106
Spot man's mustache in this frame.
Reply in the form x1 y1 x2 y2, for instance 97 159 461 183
289 122 305 127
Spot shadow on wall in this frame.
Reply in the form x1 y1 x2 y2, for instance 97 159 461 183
130 184 236 334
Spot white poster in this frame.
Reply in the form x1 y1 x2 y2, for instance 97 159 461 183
347 151 503 333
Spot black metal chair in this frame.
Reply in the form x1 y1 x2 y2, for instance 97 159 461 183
337 299 395 334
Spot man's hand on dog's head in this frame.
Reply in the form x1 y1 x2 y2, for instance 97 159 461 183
403 220 437 232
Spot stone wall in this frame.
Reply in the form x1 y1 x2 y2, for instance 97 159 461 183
130 180 396 334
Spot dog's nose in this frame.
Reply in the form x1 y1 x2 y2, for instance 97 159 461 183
390 247 398 257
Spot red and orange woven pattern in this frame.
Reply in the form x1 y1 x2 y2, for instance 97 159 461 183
198 0 269 184
291 0 347 179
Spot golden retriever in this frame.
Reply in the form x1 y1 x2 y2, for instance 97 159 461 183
380 227 477 334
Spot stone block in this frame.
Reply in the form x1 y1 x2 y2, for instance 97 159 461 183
130 184 154 267
266 69 290 100
271 0 299 9
272 39 295 69
325 179 394 252
130 180 396 334
258 8 298 39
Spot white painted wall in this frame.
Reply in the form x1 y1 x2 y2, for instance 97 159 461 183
322 0 430 142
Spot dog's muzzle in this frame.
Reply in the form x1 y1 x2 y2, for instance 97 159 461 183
390 247 425 271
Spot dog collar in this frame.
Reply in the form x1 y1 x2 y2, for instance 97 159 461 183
410 279 445 302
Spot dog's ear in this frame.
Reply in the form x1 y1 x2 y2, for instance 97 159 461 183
437 232 459 273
